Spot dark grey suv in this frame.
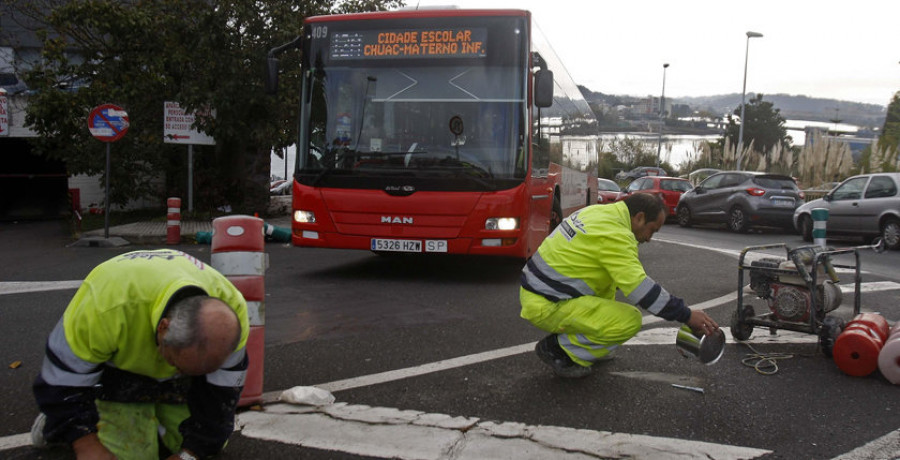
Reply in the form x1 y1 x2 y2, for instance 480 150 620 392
675 171 804 232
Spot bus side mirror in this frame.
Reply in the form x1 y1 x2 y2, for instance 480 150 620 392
265 57 280 95
534 69 553 108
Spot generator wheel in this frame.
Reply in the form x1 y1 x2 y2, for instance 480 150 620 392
730 305 755 341
818 316 845 358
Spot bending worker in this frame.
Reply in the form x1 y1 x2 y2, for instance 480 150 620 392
32 249 249 460
521 193 719 378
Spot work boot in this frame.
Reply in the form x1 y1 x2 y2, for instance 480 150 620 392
535 335 593 378
31 413 47 448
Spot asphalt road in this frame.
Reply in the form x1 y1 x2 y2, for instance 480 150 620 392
1 219 898 459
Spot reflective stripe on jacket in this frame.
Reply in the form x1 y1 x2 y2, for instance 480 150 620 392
521 202 690 322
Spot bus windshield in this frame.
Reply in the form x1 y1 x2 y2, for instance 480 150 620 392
297 16 528 190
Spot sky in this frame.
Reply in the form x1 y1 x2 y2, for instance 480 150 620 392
411 0 900 107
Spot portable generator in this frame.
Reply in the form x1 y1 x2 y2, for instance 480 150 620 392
731 242 883 356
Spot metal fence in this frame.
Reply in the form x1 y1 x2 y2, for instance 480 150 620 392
802 190 830 202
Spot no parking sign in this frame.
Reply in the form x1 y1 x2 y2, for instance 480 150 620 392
87 103 129 239
88 104 129 142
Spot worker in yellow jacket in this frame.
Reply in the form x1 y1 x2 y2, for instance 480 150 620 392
32 249 249 459
521 193 719 378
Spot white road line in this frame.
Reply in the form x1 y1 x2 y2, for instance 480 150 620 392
0 433 30 451
261 283 900 401
285 290 741 398
830 428 900 460
0 280 82 296
237 402 773 460
654 238 878 276
841 280 900 294
654 237 745 258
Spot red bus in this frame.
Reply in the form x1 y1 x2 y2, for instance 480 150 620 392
267 8 598 258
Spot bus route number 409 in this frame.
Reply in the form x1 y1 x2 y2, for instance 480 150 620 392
371 238 448 253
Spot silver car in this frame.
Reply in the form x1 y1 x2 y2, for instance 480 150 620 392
675 171 803 232
793 173 900 250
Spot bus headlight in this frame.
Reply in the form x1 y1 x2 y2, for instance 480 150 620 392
294 210 316 223
485 217 518 230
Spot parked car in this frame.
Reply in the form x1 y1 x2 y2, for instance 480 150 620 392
615 166 667 182
793 173 900 250
687 168 721 186
618 176 692 217
270 179 292 195
596 178 622 203
675 171 804 232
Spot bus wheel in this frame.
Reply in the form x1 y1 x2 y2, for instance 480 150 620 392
550 194 562 232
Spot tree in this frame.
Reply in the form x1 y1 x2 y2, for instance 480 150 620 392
878 91 900 155
723 94 791 170
857 91 900 173
5 0 401 214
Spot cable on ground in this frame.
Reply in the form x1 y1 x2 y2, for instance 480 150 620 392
738 341 795 375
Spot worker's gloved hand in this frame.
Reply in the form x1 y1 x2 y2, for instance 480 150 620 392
72 433 116 460
686 310 720 337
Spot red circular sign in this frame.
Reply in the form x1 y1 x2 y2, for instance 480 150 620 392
88 104 129 142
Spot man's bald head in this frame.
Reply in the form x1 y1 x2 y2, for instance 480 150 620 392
157 296 240 376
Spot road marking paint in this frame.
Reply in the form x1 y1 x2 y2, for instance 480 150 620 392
0 433 30 451
654 237 744 258
840 280 900 293
237 402 772 460
0 280 82 296
830 428 900 460
263 282 900 402
653 238 887 276
264 290 740 399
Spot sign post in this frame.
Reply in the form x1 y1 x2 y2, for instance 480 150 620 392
163 101 216 213
87 104 129 239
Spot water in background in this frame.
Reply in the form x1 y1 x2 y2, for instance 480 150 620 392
600 119 865 170
271 120 866 178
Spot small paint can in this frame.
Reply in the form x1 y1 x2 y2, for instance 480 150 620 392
676 324 725 365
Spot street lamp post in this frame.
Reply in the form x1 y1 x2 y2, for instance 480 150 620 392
656 63 669 169
737 31 763 171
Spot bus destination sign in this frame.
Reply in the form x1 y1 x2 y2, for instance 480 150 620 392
330 28 487 60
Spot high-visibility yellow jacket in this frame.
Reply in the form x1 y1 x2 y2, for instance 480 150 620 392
521 202 690 322
34 249 249 457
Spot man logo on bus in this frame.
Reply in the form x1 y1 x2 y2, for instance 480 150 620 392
382 216 414 224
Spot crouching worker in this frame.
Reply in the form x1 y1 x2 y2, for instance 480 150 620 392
32 249 249 460
520 193 719 378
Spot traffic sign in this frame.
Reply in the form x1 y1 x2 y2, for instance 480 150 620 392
163 101 215 145
88 104 129 142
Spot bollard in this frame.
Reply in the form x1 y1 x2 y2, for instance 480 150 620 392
195 231 212 244
166 197 181 245
210 215 267 407
811 208 828 249
878 322 900 384
832 313 889 377
264 222 292 243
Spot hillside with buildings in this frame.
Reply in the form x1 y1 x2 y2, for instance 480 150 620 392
580 86 888 132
